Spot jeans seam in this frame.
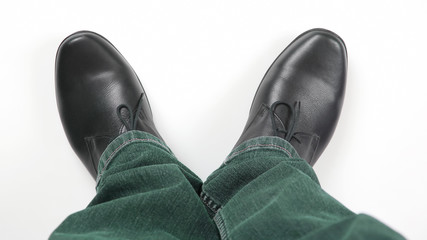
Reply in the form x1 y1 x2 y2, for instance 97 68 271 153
200 191 222 214
214 211 229 240
96 138 169 184
226 143 292 163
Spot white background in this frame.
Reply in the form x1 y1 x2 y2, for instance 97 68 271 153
0 0 426 239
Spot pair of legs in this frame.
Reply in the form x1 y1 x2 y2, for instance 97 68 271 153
51 29 404 239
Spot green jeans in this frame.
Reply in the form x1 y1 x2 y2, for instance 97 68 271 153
51 130 404 239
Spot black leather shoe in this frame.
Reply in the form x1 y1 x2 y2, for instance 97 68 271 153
234 28 347 165
56 31 162 179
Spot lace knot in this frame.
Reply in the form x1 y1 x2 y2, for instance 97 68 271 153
269 101 302 143
116 93 145 131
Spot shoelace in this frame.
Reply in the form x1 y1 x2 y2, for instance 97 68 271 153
269 101 302 143
116 93 144 131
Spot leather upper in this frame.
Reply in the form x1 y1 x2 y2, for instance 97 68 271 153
235 29 347 165
55 31 161 178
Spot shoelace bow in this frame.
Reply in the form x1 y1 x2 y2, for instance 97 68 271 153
116 93 144 131
269 101 302 143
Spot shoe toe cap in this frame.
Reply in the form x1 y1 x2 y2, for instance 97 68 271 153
277 28 347 83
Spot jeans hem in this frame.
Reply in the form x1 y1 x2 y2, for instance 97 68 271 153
224 136 300 164
95 130 171 185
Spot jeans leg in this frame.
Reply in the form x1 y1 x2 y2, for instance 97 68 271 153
51 130 219 240
202 136 404 240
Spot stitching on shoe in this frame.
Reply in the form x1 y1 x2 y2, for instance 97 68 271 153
84 137 99 175
85 135 114 175
226 143 292 162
